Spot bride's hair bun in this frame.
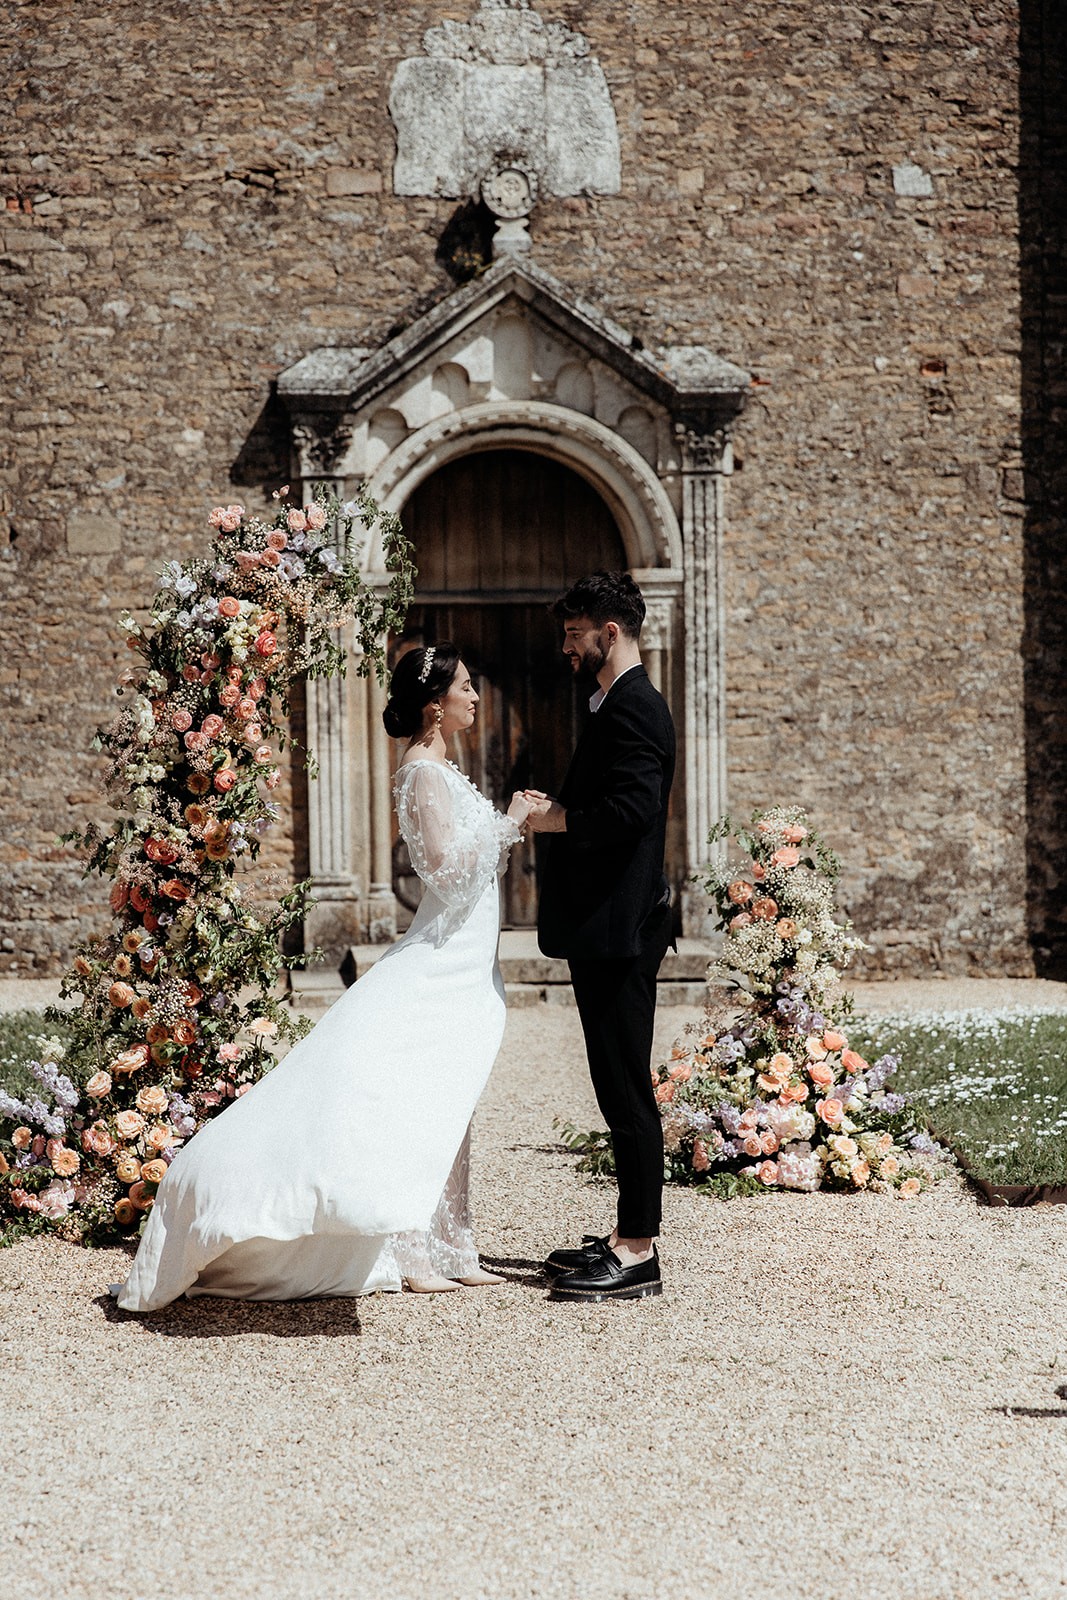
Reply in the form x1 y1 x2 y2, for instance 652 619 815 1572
382 642 461 738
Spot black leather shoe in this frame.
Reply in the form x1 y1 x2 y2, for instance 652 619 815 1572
548 1245 662 1302
544 1234 611 1278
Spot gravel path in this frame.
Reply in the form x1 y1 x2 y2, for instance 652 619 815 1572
4 998 1067 1599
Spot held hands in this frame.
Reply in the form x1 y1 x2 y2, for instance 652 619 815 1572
507 791 535 829
521 789 567 834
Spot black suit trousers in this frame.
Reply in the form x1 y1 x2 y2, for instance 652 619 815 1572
567 902 673 1238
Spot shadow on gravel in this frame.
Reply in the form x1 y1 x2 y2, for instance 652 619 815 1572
94 1292 362 1338
481 1255 551 1289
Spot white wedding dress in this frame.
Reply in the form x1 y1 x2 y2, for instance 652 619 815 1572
116 759 520 1311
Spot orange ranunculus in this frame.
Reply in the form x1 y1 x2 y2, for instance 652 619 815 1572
85 1122 116 1157
783 1081 809 1102
161 880 191 901
130 885 152 912
254 632 277 658
172 1020 196 1046
770 846 801 870
184 982 203 1006
115 1153 142 1184
205 836 230 861
214 770 237 793
776 918 799 940
822 1030 847 1052
146 1123 178 1151
146 1024 169 1045
218 595 241 619
691 1138 710 1173
809 1061 834 1088
114 1198 138 1226
752 897 779 921
144 838 178 865
782 824 807 844
742 1134 763 1158
756 1160 778 1185
726 880 753 905
729 912 752 932
128 1181 154 1211
108 981 135 1009
139 1159 169 1185
654 1082 675 1104
109 883 129 914
668 1062 691 1083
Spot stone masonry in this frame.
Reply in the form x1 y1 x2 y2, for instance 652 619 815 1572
0 0 1047 978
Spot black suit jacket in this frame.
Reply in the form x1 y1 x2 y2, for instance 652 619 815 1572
536 666 676 961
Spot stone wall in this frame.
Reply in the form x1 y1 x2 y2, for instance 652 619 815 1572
0 0 1035 976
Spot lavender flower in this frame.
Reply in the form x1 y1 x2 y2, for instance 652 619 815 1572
910 1131 940 1155
874 1091 906 1115
867 1053 899 1092
716 1102 742 1135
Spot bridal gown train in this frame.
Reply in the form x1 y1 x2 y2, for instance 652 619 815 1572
116 759 521 1311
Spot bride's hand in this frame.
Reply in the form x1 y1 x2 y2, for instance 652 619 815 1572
507 791 534 827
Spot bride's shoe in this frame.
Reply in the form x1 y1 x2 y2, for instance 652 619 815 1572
403 1275 461 1293
455 1265 504 1286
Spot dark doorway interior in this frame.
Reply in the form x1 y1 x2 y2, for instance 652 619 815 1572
391 448 627 926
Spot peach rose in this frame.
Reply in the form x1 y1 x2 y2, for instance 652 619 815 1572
691 1137 710 1173
11 1127 32 1150
655 1082 676 1104
114 1198 138 1226
254 745 274 765
146 1123 178 1151
201 651 222 670
261 548 282 568
255 632 277 658
776 918 799 940
214 769 237 793
201 714 224 740
130 884 153 914
237 696 257 720
782 824 807 844
880 1155 900 1178
86 1122 116 1157
742 1134 763 1158
817 1097 844 1127
286 508 308 533
218 595 241 619
265 771 280 789
136 1084 168 1117
85 1070 112 1099
729 912 753 932
146 1023 169 1045
668 1062 692 1082
759 1130 779 1155
782 1081 809 1102
48 1143 80 1178
841 1050 869 1075
243 723 263 745
752 863 765 881
266 529 288 551
184 730 207 752
809 1061 834 1087
139 1159 169 1185
108 981 135 1009
899 1177 921 1198
727 880 753 905
115 1152 142 1183
752 896 779 921
248 676 266 699
181 664 202 683
851 1159 871 1187
115 1109 145 1140
770 846 801 870
128 1181 154 1212
219 683 240 707
217 1042 242 1064
145 837 178 865
184 982 203 1006
161 880 191 901
822 1030 847 1052
756 1160 779 1185
171 708 193 733
305 504 327 531
205 835 230 862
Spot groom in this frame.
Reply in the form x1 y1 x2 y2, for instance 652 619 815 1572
525 570 676 1302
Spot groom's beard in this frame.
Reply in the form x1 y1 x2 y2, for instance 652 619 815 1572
567 633 609 678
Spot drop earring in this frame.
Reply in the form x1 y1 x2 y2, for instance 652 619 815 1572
434 705 443 727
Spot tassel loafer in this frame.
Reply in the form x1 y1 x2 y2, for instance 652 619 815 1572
547 1245 662 1302
544 1233 612 1278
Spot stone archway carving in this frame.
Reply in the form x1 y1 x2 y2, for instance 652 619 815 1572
278 258 749 952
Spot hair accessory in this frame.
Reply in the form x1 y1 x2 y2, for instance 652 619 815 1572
418 646 436 684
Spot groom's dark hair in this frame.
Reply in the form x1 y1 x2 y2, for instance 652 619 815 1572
551 570 646 640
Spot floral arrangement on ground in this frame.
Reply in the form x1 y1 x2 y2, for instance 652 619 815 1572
0 488 413 1244
559 807 946 1200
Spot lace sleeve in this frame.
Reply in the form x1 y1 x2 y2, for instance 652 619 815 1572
395 762 518 911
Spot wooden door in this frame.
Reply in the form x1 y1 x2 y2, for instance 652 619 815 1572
391 449 627 926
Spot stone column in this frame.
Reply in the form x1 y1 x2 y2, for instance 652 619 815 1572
678 423 732 936
290 420 367 963
366 662 399 942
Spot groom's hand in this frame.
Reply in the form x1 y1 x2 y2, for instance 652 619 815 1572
523 791 567 833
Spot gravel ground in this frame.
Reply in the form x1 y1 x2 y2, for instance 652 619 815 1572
4 993 1067 1599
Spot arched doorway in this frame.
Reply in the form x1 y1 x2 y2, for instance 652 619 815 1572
391 447 627 926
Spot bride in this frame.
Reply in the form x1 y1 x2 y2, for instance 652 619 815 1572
115 643 533 1310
